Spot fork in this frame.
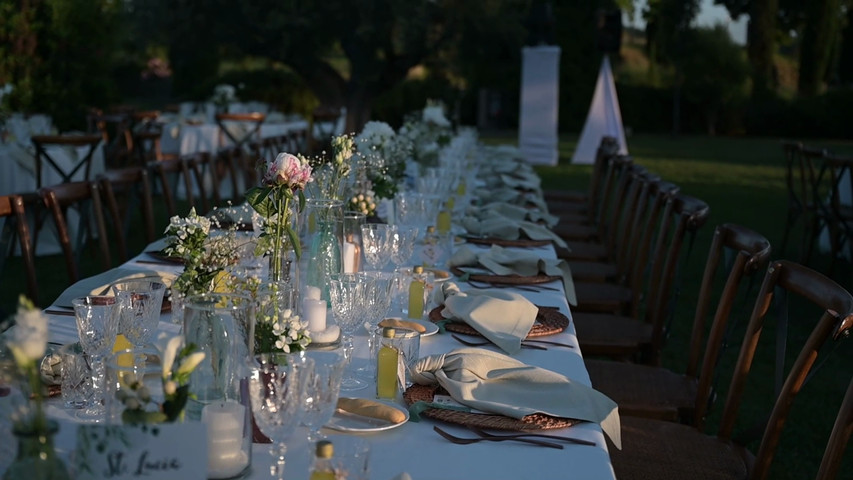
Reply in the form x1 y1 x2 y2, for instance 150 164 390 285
467 426 596 446
433 426 563 449
451 334 547 351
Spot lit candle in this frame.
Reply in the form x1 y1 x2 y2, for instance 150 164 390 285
305 285 322 301
343 240 360 273
303 298 327 333
202 401 249 479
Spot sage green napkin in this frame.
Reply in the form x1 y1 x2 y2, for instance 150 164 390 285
461 216 567 249
411 348 621 449
450 245 576 306
481 202 559 227
53 268 176 307
500 172 541 190
435 282 538 354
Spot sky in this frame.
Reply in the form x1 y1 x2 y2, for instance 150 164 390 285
625 0 749 45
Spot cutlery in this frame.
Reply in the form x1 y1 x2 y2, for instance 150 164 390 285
44 309 75 316
433 426 563 449
467 426 596 446
521 338 575 349
451 334 547 351
466 280 542 293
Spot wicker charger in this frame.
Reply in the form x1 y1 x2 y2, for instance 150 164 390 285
449 266 560 286
464 236 551 248
144 251 184 265
429 305 568 338
403 384 578 431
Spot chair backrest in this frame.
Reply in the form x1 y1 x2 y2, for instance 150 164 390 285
715 260 853 480
817 376 853 480
30 134 103 189
594 154 634 238
87 111 134 167
185 152 217 212
816 153 853 265
0 194 38 303
132 128 164 164
39 181 110 283
97 166 156 259
215 112 266 149
644 193 711 361
689 223 772 427
148 157 197 218
586 135 621 220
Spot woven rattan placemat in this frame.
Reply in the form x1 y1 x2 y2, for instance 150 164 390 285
429 305 568 338
403 384 578 431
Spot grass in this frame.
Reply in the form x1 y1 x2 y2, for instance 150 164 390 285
2 132 852 477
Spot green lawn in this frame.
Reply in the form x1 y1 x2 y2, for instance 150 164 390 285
2 132 851 478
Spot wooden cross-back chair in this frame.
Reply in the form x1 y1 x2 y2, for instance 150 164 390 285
0 195 38 304
215 112 265 200
609 260 853 480
780 142 828 263
97 166 156 261
815 153 853 275
546 135 620 220
30 134 103 189
148 156 202 218
87 110 134 168
585 223 772 422
572 193 711 364
39 181 111 284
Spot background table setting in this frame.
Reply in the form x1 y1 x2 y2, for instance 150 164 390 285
0 105 618 480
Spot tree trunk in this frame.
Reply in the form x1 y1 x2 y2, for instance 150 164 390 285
798 0 841 96
344 85 375 134
747 0 778 97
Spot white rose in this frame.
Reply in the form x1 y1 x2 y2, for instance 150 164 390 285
8 304 48 363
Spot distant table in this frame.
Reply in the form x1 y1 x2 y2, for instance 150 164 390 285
159 120 309 157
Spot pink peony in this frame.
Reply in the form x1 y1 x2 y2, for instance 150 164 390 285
265 152 313 190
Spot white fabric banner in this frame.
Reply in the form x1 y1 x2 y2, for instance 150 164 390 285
572 56 628 164
518 46 561 166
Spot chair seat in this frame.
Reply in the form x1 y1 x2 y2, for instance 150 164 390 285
568 260 618 282
610 416 750 480
585 359 697 421
573 282 632 313
573 312 652 356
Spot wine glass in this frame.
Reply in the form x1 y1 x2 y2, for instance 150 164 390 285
389 226 419 270
249 354 313 480
328 274 370 391
72 295 120 422
111 280 166 347
360 224 395 271
301 348 346 441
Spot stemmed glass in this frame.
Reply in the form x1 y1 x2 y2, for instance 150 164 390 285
72 295 120 422
301 348 346 441
389 226 419 270
248 354 313 480
111 280 166 347
328 274 371 391
360 224 395 272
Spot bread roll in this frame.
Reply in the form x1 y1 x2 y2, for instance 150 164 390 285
336 397 407 424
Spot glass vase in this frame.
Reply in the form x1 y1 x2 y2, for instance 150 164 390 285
303 199 344 303
2 420 71 480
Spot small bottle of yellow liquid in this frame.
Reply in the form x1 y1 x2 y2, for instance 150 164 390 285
436 201 452 234
309 440 336 480
376 327 399 399
456 177 466 196
407 265 426 320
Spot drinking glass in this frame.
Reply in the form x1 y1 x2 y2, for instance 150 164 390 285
111 280 166 347
328 273 370 391
389 226 419 270
360 224 395 271
329 437 371 480
73 295 120 422
301 348 346 441
248 354 313 480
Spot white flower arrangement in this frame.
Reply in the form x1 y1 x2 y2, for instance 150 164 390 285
255 307 311 354
211 84 237 109
5 296 49 431
163 208 239 296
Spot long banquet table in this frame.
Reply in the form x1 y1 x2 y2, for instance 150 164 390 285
35 235 616 479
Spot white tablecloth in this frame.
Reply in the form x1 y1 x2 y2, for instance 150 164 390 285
159 121 309 157
35 239 615 480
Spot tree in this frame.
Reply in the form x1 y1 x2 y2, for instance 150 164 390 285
175 0 531 132
798 0 842 95
676 25 749 134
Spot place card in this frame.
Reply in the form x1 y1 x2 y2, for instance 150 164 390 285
73 423 207 480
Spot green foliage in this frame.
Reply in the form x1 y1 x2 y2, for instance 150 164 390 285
676 26 750 134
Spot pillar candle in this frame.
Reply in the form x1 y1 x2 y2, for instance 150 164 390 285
303 298 327 333
202 401 249 478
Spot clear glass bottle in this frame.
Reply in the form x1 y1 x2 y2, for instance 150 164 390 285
436 201 452 234
376 327 399 399
421 226 446 268
407 266 426 320
308 440 337 480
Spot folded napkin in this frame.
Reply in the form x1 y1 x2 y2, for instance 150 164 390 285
462 215 566 248
434 282 537 354
411 348 621 449
336 397 407 424
450 245 576 306
500 172 541 191
53 268 176 307
5 142 36 174
481 201 558 227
